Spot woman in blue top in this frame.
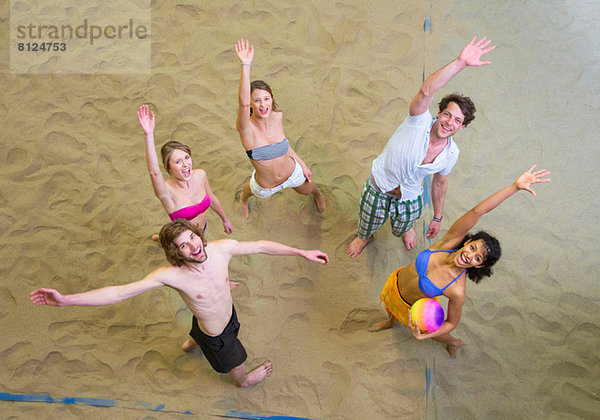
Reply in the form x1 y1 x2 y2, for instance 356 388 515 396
234 38 325 219
370 165 550 357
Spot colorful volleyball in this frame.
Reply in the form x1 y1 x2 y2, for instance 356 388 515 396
410 298 444 333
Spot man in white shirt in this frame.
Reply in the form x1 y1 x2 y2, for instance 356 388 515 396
348 37 496 258
31 219 329 387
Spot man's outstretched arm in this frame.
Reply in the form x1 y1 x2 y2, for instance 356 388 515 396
30 267 171 307
230 240 329 264
409 36 496 116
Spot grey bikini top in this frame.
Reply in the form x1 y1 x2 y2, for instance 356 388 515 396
246 138 289 161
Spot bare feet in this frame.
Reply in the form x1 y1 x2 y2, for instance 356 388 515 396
237 362 272 388
151 234 159 242
347 235 372 258
402 228 417 250
313 190 325 213
239 196 250 220
446 338 464 358
181 338 198 352
368 318 395 332
239 181 252 220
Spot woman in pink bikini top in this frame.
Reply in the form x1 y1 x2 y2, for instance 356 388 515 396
137 104 233 239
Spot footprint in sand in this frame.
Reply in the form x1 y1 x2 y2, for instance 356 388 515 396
0 287 16 319
339 308 382 333
5 147 40 180
44 131 87 164
279 277 315 300
1 342 33 371
48 319 100 342
543 381 599 419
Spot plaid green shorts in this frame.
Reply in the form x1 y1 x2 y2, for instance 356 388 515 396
357 180 423 239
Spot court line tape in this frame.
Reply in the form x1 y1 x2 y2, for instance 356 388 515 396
0 392 190 414
0 392 318 418
218 411 316 420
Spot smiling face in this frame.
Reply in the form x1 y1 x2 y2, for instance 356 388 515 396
167 149 193 180
455 239 487 269
434 101 465 139
173 229 207 264
251 88 273 118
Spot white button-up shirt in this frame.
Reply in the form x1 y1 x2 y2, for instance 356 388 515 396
371 111 459 201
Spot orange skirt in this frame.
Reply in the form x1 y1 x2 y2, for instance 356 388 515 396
379 266 439 328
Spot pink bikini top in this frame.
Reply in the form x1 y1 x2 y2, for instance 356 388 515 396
168 194 211 221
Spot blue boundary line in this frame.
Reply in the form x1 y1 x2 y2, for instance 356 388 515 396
0 392 116 407
426 366 431 400
0 392 318 418
0 392 193 414
424 5 435 418
422 3 433 250
220 411 317 420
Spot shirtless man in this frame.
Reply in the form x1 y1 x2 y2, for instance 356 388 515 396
348 37 496 258
30 219 329 387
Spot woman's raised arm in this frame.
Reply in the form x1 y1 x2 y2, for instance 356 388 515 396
439 165 550 247
137 105 170 202
235 38 254 141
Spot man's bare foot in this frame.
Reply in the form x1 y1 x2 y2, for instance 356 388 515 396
347 236 372 258
239 196 249 220
446 338 464 358
238 362 272 388
181 338 198 352
402 228 417 250
368 318 395 332
151 234 159 242
313 190 325 213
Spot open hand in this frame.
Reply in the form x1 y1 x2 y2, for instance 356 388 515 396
458 36 496 67
515 165 551 196
235 38 254 65
137 104 155 135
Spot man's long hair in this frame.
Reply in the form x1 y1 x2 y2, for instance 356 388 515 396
159 219 206 266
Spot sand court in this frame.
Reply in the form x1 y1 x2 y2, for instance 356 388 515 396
2 1 599 418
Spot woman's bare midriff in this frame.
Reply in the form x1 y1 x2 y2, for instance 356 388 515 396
396 264 424 305
251 155 296 188
190 213 208 233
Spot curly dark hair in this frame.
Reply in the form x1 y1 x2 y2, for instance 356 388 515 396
455 231 501 283
438 94 476 127
158 219 206 266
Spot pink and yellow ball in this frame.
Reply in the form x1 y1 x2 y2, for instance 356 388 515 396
410 298 444 332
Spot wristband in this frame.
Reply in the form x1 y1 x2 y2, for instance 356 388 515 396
241 63 251 66
432 216 442 222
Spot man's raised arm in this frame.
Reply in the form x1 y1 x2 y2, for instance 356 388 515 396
30 267 172 307
409 36 496 116
229 240 329 265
